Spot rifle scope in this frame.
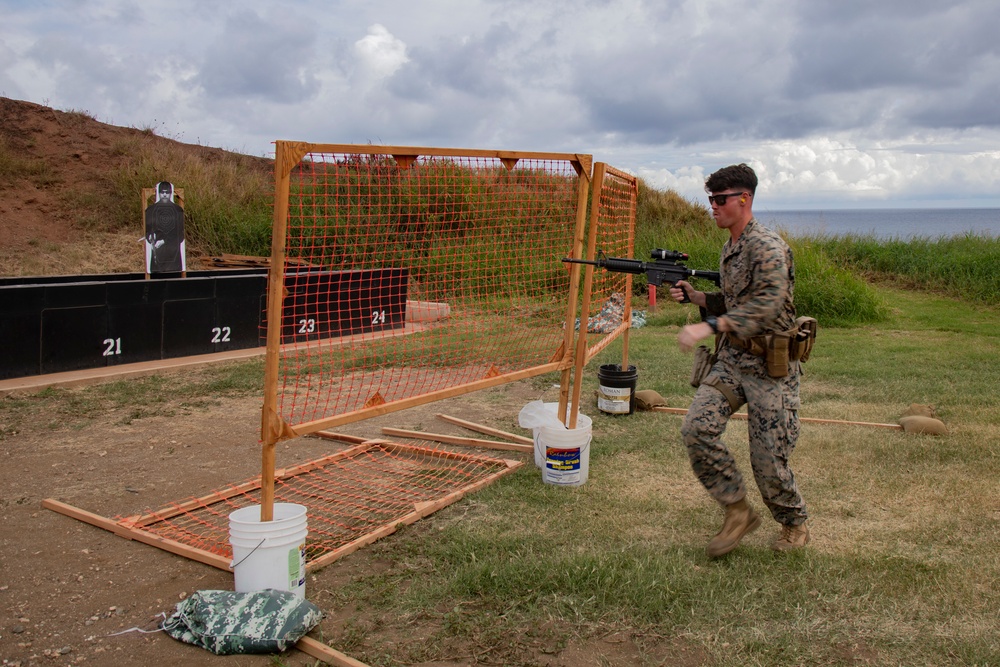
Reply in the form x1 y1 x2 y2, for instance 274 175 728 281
650 249 688 261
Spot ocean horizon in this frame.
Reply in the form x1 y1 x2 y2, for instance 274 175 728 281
756 208 1000 240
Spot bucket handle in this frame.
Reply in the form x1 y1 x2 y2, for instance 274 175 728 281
229 537 266 570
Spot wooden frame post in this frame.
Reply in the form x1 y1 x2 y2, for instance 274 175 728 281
567 162 607 428
557 158 592 428
259 141 306 522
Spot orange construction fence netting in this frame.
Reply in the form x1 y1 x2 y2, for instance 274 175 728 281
44 143 640 579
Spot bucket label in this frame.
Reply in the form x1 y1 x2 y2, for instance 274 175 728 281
546 447 581 472
288 543 306 589
598 385 631 414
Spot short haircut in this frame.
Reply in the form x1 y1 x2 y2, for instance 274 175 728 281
705 163 757 195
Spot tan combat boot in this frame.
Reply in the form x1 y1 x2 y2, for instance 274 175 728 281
771 521 810 552
706 498 761 557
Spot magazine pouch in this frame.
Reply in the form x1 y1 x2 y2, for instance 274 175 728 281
766 332 791 378
690 335 720 388
790 317 818 362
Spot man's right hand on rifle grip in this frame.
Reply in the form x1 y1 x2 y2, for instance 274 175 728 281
670 280 707 307
670 280 692 304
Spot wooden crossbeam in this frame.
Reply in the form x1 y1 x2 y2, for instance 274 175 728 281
42 499 231 570
295 637 370 666
434 413 534 445
381 427 533 454
313 430 369 445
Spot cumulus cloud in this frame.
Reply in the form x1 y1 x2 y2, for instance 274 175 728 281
352 24 408 82
633 130 1000 208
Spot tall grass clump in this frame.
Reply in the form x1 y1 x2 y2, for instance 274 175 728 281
633 179 721 269
787 238 888 326
102 135 273 256
810 232 1000 306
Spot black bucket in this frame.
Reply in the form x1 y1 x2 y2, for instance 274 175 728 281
596 364 638 415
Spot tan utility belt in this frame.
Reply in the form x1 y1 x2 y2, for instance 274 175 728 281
724 316 818 377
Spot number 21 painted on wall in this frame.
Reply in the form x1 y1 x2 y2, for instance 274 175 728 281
102 337 122 357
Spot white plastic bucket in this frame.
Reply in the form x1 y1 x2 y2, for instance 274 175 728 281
519 401 587 469
535 413 592 487
228 503 308 598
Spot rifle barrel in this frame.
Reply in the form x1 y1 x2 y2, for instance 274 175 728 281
563 256 720 285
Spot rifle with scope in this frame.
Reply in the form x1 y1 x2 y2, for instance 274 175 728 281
562 249 721 303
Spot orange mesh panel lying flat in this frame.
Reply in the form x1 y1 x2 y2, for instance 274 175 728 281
115 441 521 568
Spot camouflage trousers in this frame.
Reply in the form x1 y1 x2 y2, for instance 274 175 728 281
681 347 808 526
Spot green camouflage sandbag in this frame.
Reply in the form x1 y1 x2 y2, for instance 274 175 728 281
162 589 323 655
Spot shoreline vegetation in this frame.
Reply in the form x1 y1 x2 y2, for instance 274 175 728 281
120 149 999 320
636 184 1000 322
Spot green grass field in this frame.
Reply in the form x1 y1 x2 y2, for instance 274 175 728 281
4 279 997 665
318 284 1000 666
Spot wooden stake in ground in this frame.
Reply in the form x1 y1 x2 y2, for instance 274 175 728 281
295 637 370 666
651 406 904 430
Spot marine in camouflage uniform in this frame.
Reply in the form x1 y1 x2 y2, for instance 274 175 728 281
672 163 809 557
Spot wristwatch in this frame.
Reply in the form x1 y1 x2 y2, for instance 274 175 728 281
704 316 719 333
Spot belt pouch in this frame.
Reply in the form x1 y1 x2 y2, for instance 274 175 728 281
766 332 790 378
690 344 716 388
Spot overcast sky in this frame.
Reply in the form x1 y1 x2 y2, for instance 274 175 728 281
2 0 1000 210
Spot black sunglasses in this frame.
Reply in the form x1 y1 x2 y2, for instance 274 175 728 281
707 192 747 206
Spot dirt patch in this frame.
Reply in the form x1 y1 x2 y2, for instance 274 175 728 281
3 367 664 666
1 388 310 666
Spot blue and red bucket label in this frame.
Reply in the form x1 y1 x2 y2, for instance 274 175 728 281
546 446 581 470
546 447 582 484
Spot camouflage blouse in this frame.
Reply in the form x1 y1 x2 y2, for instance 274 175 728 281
704 218 797 338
